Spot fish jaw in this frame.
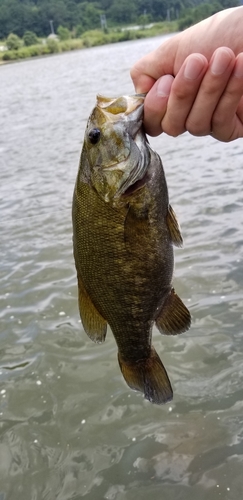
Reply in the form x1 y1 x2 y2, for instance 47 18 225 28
84 95 150 203
97 94 146 117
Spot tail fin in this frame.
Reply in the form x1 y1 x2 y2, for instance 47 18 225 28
118 347 173 405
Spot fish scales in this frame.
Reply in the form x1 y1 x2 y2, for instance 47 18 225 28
72 94 191 405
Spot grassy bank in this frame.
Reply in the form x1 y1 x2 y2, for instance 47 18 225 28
0 21 178 63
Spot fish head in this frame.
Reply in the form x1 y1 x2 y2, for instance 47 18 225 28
83 94 150 203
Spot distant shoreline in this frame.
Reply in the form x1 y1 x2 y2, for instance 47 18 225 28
0 22 178 65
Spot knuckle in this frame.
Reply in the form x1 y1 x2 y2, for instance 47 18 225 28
130 68 140 86
211 117 221 132
162 120 184 137
211 108 226 130
130 64 139 81
171 86 188 102
186 117 208 136
144 120 161 137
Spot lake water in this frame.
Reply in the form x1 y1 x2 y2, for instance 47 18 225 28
0 35 243 500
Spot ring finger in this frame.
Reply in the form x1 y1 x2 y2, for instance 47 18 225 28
185 47 236 136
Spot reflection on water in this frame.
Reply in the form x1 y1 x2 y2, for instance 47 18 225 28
0 37 243 499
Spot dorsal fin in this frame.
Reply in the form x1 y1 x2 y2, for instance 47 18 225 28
166 204 183 247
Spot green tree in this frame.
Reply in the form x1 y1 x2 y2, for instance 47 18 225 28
57 25 71 40
6 33 22 50
138 13 152 27
75 24 85 37
23 30 38 46
107 0 137 24
46 37 60 53
76 2 103 31
220 0 240 6
179 1 229 30
0 0 241 40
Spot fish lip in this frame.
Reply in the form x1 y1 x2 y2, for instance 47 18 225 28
96 94 145 138
97 103 144 140
97 94 146 115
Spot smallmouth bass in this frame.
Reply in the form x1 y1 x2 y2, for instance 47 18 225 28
72 94 191 405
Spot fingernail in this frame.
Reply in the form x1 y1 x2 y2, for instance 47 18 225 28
184 55 205 80
156 75 174 97
211 48 232 75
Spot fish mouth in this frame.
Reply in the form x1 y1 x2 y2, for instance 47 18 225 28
96 94 146 141
97 94 146 116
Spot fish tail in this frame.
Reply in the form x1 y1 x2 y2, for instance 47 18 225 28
118 347 173 405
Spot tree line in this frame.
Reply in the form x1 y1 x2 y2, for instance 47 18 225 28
0 0 239 40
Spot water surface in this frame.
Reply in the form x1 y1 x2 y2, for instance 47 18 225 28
1 36 243 500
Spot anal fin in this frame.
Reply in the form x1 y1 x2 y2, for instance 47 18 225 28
118 347 173 405
167 204 183 247
156 288 191 335
77 276 107 343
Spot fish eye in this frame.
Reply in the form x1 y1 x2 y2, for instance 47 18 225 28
88 128 101 145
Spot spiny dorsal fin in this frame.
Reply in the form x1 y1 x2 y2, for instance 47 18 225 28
166 204 183 247
118 347 173 405
77 277 107 343
156 288 191 335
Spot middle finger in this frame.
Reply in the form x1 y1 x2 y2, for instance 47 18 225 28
185 47 235 136
161 53 208 136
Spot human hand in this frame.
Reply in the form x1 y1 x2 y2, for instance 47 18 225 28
142 48 243 142
131 7 243 142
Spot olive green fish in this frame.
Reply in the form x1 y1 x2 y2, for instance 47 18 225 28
72 94 191 405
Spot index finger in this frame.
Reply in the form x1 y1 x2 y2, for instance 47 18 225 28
130 37 179 93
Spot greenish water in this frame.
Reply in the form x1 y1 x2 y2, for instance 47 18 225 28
1 36 243 500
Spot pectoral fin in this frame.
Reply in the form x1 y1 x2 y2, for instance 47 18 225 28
156 288 191 335
166 204 183 247
77 277 107 343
